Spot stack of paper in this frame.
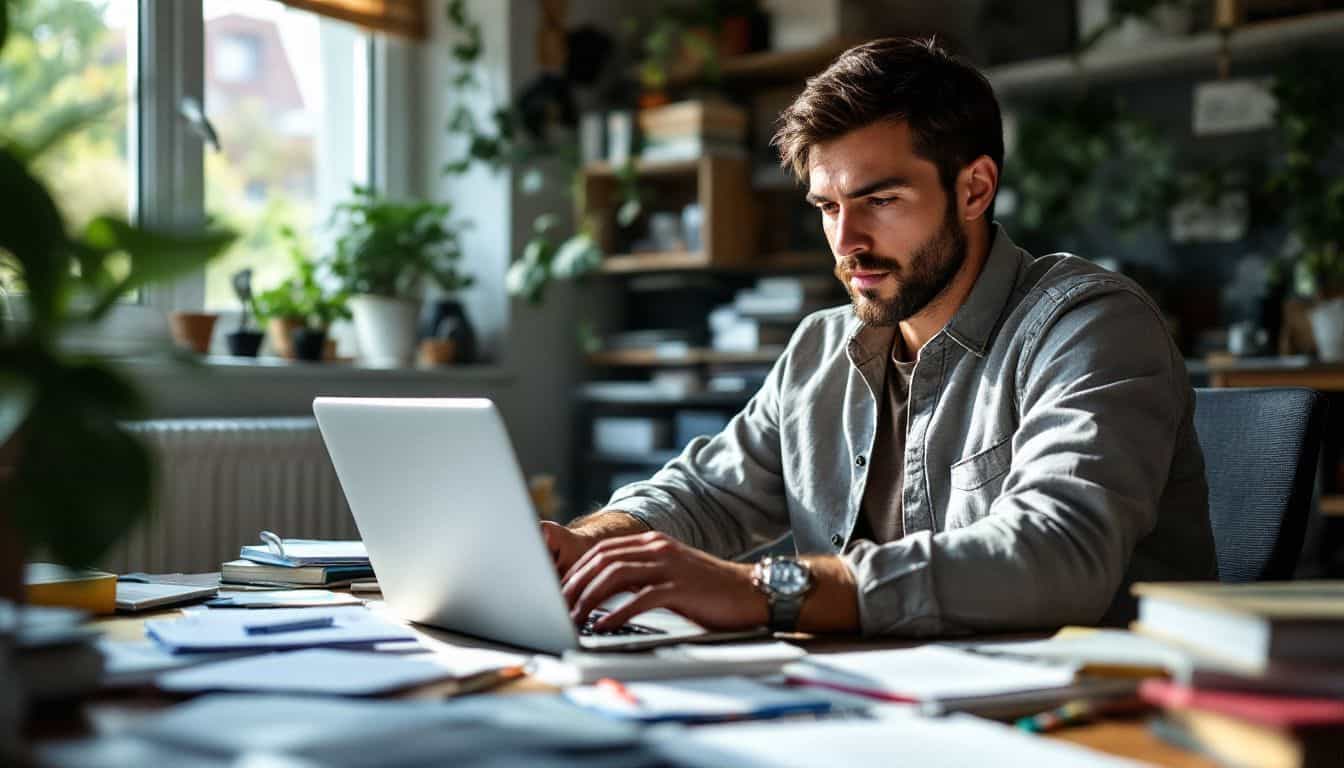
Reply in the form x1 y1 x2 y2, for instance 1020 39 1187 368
156 649 470 696
145 607 416 653
532 641 807 685
785 646 1078 703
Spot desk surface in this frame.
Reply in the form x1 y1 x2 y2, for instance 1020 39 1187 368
29 604 1216 768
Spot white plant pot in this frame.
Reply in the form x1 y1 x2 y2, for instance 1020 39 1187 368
349 294 420 368
1310 298 1344 362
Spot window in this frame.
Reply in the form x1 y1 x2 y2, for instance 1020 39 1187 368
0 0 137 232
202 1 371 311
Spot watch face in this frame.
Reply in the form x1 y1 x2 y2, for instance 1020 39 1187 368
768 560 809 597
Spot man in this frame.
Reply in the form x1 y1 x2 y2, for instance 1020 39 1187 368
544 37 1216 637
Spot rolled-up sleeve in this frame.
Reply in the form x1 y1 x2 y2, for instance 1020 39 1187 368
841 287 1184 636
602 331 800 561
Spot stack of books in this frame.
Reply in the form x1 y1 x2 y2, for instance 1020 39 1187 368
710 275 835 353
222 534 373 588
1133 581 1344 768
637 100 747 163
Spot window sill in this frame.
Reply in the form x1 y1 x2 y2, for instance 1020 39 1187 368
127 354 517 384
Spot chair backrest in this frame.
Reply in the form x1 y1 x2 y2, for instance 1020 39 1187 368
1193 387 1327 583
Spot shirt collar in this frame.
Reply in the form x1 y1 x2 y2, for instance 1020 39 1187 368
846 223 1028 363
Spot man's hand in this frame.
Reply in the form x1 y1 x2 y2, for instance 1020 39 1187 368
561 531 768 632
540 520 599 576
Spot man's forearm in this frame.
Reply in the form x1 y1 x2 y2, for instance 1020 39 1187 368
569 509 651 540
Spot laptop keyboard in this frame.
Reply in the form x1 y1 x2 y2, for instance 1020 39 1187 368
579 613 666 637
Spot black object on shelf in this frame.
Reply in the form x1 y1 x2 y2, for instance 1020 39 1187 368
291 327 327 362
422 299 477 364
225 330 263 357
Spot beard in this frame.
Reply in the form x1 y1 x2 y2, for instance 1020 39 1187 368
835 205 968 327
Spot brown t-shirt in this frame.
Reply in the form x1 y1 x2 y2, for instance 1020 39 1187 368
854 341 917 544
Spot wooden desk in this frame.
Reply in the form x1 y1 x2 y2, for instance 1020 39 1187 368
22 604 1216 767
1204 356 1344 391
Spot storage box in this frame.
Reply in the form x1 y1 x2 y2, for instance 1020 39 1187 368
593 417 670 455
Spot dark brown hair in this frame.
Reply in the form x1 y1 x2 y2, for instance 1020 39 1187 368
773 37 1004 216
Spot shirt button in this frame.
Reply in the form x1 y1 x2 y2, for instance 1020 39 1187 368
855 455 867 468
831 533 844 547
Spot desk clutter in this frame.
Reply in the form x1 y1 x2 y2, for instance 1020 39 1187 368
14 538 1344 768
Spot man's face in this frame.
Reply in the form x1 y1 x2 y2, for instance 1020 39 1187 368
806 120 967 326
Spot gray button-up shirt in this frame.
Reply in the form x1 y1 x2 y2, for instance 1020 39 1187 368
607 226 1217 637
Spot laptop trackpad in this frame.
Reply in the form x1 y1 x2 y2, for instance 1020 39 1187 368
595 592 705 635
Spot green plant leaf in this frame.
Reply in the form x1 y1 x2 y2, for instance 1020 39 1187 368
0 147 69 335
0 0 9 57
79 217 236 321
551 233 602 279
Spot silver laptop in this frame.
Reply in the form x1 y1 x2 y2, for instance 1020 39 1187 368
313 397 756 654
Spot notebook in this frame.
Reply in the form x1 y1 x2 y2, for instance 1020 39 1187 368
221 559 374 587
239 531 369 567
531 641 807 685
1140 678 1344 729
563 676 833 723
116 581 219 612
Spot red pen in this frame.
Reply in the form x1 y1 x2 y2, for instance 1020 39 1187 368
595 677 642 707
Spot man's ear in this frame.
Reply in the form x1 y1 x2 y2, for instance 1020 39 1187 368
958 156 999 222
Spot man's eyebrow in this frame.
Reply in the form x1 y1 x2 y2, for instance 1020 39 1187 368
805 175 914 205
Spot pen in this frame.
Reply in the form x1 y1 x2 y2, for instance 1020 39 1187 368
596 677 642 707
451 665 528 697
243 616 335 635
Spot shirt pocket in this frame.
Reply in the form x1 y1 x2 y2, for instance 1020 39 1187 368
945 436 1013 529
949 435 1013 491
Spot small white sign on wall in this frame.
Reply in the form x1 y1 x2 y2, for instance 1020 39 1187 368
1192 78 1277 136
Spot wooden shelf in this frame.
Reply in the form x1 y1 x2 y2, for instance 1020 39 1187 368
658 38 857 88
586 347 783 367
578 388 754 406
582 158 701 178
986 10 1344 96
1321 495 1344 517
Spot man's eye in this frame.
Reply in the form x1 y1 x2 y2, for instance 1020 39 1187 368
816 203 838 215
869 197 896 208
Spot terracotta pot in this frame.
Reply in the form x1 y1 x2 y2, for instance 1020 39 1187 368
168 311 218 355
268 317 303 359
417 339 456 367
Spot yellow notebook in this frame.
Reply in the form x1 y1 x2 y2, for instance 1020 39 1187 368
25 562 117 614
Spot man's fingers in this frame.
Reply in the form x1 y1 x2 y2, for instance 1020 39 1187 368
570 561 665 624
561 543 666 604
591 584 676 631
565 531 670 580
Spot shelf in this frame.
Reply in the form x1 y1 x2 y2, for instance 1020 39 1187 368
986 10 1344 96
598 250 831 275
661 38 858 88
583 158 701 178
590 450 681 466
1321 495 1344 518
586 347 783 367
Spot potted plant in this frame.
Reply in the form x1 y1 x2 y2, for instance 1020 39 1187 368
0 141 234 605
330 187 472 368
1269 54 1344 360
253 227 350 363
224 268 264 357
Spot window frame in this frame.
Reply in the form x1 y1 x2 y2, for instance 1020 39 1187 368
134 0 381 316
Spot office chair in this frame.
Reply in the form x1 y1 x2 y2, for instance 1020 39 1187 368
1194 387 1328 582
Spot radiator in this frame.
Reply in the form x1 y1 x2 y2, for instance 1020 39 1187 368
101 418 356 574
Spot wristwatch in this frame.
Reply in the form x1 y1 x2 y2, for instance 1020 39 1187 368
751 556 813 632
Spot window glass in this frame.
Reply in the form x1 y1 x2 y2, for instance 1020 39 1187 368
202 0 370 310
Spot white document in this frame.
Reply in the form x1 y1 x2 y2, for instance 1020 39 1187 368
563 676 832 722
654 713 1146 768
146 607 416 653
785 645 1077 701
203 589 363 609
962 629 1191 673
533 641 806 685
156 648 478 695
